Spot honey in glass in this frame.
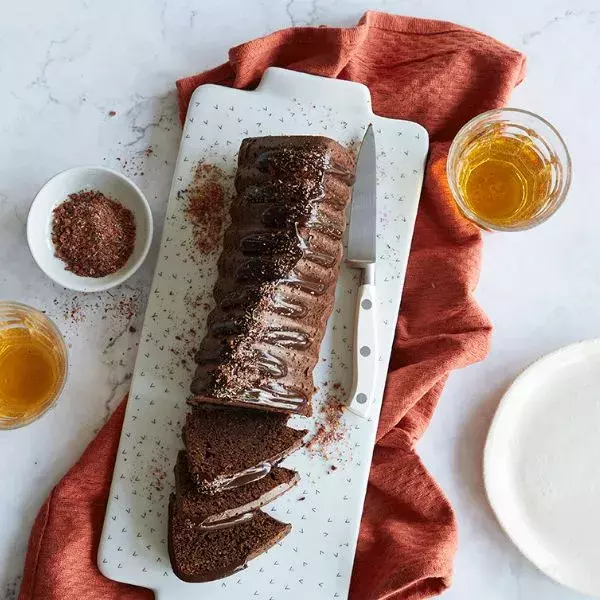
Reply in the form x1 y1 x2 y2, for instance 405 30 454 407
447 109 571 231
0 302 67 429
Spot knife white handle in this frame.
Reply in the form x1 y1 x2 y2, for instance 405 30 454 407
348 273 378 418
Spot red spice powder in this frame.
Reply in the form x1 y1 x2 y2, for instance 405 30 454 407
183 163 225 254
52 190 135 277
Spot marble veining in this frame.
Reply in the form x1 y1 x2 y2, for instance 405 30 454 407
1 1 599 599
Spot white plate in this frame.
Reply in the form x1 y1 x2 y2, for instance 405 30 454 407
484 339 600 597
27 166 153 292
98 67 428 600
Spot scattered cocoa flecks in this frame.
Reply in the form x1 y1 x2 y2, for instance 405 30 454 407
306 399 347 460
298 496 306 502
55 289 141 333
64 296 85 323
181 163 226 255
330 465 338 472
150 467 167 492
108 110 117 117
332 382 341 390
108 293 140 321
115 146 155 179
346 137 363 158
164 292 212 369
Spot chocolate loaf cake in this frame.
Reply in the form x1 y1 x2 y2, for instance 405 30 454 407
168 495 290 583
175 450 299 528
190 136 355 416
183 405 306 492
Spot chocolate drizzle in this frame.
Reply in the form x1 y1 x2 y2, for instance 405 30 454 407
191 136 355 415
194 511 254 531
215 462 272 491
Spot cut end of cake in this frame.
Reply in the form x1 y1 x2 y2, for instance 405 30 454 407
168 495 291 583
183 405 306 492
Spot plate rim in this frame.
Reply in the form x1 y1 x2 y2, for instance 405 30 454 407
483 337 600 597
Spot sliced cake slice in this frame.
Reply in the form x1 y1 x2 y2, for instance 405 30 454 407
183 405 306 492
175 450 299 528
168 495 291 583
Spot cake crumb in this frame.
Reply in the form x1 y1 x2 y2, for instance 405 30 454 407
306 400 347 459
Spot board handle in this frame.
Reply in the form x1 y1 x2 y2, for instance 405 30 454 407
256 67 372 109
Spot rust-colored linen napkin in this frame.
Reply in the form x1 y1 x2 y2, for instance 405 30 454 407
19 11 525 600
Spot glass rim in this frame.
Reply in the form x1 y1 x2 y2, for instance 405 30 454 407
447 107 572 232
0 300 68 430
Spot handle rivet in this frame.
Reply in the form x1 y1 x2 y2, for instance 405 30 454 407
360 346 371 357
361 299 372 310
356 393 367 404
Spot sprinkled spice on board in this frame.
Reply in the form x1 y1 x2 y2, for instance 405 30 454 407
306 399 347 459
182 163 226 254
52 190 136 277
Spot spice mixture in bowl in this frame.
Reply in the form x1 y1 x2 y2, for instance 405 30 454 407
27 166 153 292
52 190 136 278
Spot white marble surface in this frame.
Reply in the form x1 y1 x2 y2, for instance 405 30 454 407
0 1 598 598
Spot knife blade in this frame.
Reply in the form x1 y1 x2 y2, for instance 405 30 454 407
347 124 378 419
348 124 377 265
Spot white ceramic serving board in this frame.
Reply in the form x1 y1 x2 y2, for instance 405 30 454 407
99 67 428 599
484 339 600 598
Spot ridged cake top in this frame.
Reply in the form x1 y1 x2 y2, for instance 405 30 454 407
192 136 355 414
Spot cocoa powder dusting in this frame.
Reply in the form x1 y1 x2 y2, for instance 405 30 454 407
166 292 213 374
306 398 347 459
182 163 226 254
52 190 135 277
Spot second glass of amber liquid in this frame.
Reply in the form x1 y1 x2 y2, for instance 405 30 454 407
447 108 571 231
0 302 67 429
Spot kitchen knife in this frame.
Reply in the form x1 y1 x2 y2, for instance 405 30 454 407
347 124 377 418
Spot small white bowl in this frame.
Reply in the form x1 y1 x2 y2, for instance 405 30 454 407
27 166 153 292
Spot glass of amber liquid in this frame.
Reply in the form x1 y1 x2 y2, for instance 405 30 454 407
0 302 67 429
447 108 571 231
